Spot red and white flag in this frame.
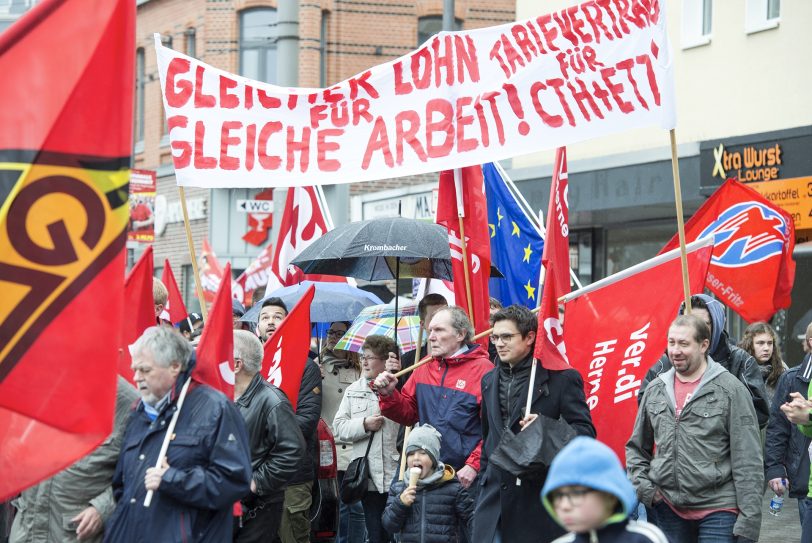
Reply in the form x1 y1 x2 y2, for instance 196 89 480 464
160 259 187 324
534 148 571 370
235 243 274 306
564 237 714 462
199 238 225 303
121 246 157 383
660 178 795 322
261 284 315 411
193 264 235 399
242 188 274 246
436 166 491 339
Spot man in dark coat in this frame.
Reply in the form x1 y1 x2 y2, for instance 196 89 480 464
104 326 252 543
473 305 595 543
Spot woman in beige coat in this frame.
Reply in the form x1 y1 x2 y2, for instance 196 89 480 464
334 335 401 543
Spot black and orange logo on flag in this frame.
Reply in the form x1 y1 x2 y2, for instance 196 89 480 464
0 156 129 381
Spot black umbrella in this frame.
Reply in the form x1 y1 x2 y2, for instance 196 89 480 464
291 217 454 281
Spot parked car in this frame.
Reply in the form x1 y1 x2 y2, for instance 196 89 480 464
311 418 338 542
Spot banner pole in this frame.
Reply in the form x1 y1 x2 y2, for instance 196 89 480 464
144 376 191 506
178 186 208 320
398 425 412 481
453 169 476 328
669 129 693 315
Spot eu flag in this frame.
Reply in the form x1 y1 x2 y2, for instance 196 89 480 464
484 163 544 309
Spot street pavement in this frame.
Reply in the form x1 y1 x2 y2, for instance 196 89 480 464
760 490 802 543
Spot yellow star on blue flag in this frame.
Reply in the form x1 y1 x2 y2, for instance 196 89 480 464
484 164 544 309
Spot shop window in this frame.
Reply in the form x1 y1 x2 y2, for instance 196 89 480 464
681 0 712 49
185 27 196 58
605 224 675 277
745 0 780 34
239 7 277 83
417 15 461 47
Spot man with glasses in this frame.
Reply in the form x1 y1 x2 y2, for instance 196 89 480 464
473 305 595 543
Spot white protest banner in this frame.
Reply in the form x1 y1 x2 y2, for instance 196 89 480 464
155 0 674 188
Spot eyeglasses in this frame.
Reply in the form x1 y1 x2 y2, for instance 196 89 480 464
359 355 382 362
326 330 346 337
489 333 520 344
548 487 594 506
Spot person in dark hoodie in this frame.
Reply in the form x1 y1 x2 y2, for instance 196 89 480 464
382 424 474 542
473 305 596 543
542 437 669 543
639 293 769 429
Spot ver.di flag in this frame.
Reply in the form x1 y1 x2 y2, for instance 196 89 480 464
121 245 157 382
563 237 714 462
194 264 235 399
261 284 315 411
484 163 543 308
0 0 133 500
660 178 795 322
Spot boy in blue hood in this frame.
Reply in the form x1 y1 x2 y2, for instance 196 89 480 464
541 437 669 543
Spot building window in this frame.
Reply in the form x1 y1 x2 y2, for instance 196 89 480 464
417 15 462 46
746 0 780 34
185 27 196 58
134 47 145 146
681 0 712 49
239 8 277 83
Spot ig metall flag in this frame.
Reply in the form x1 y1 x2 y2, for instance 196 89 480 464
484 163 544 309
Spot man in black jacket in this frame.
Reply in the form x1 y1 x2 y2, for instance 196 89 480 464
258 298 323 543
765 350 812 523
473 305 595 543
639 294 769 429
233 330 306 542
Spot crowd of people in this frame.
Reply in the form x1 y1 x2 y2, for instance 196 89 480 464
4 278 812 543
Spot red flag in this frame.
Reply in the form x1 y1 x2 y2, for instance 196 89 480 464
660 178 796 322
235 243 274 306
534 148 571 370
121 246 157 383
0 0 133 500
241 188 274 246
193 264 235 399
199 238 225 303
261 284 315 411
436 167 492 339
564 238 714 462
160 259 187 324
266 186 347 293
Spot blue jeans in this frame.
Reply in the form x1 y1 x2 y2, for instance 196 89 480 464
653 501 737 543
337 471 367 543
800 497 812 543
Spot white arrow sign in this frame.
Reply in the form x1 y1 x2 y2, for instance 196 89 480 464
236 199 273 213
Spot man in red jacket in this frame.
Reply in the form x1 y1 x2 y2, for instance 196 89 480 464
373 306 493 490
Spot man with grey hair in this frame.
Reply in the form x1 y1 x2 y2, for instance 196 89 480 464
374 306 493 490
232 330 306 542
104 326 252 543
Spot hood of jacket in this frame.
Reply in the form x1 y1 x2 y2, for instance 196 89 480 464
683 293 726 356
541 436 637 529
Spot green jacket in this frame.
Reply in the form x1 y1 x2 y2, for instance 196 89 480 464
626 358 763 542
796 380 812 497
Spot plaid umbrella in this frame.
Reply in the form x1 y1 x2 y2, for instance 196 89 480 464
335 302 422 353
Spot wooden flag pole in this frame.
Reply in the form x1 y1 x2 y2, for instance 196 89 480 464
458 217 476 329
398 426 412 481
669 129 693 315
178 186 208 320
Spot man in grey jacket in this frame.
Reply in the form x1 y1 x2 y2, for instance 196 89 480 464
627 314 763 543
10 377 138 543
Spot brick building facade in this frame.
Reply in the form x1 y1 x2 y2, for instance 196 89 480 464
133 0 515 310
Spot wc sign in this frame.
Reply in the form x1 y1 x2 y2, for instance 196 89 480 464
237 199 273 213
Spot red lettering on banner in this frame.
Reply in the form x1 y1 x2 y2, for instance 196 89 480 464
219 76 239 108
616 58 647 110
425 98 454 158
257 89 282 109
597 0 624 38
193 121 217 168
330 102 350 128
638 52 660 106
166 58 192 107
536 14 560 52
432 35 455 86
317 129 343 171
480 91 505 145
568 79 603 121
362 117 394 169
600 66 633 113
530 82 563 128
353 99 373 124
592 80 612 110
258 122 283 170
310 105 328 129
168 115 191 168
501 34 526 75
349 70 380 100
547 78 576 126
552 10 579 47
393 61 413 95
288 95 298 110
503 83 530 135
455 96 478 152
489 40 511 79
220 121 242 169
566 5 593 43
581 2 616 44
244 84 254 109
473 99 490 148
285 126 311 172
456 36 480 83
394 110 427 164
411 48 432 90
194 66 216 108
322 87 343 104
245 124 256 171
511 24 539 63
